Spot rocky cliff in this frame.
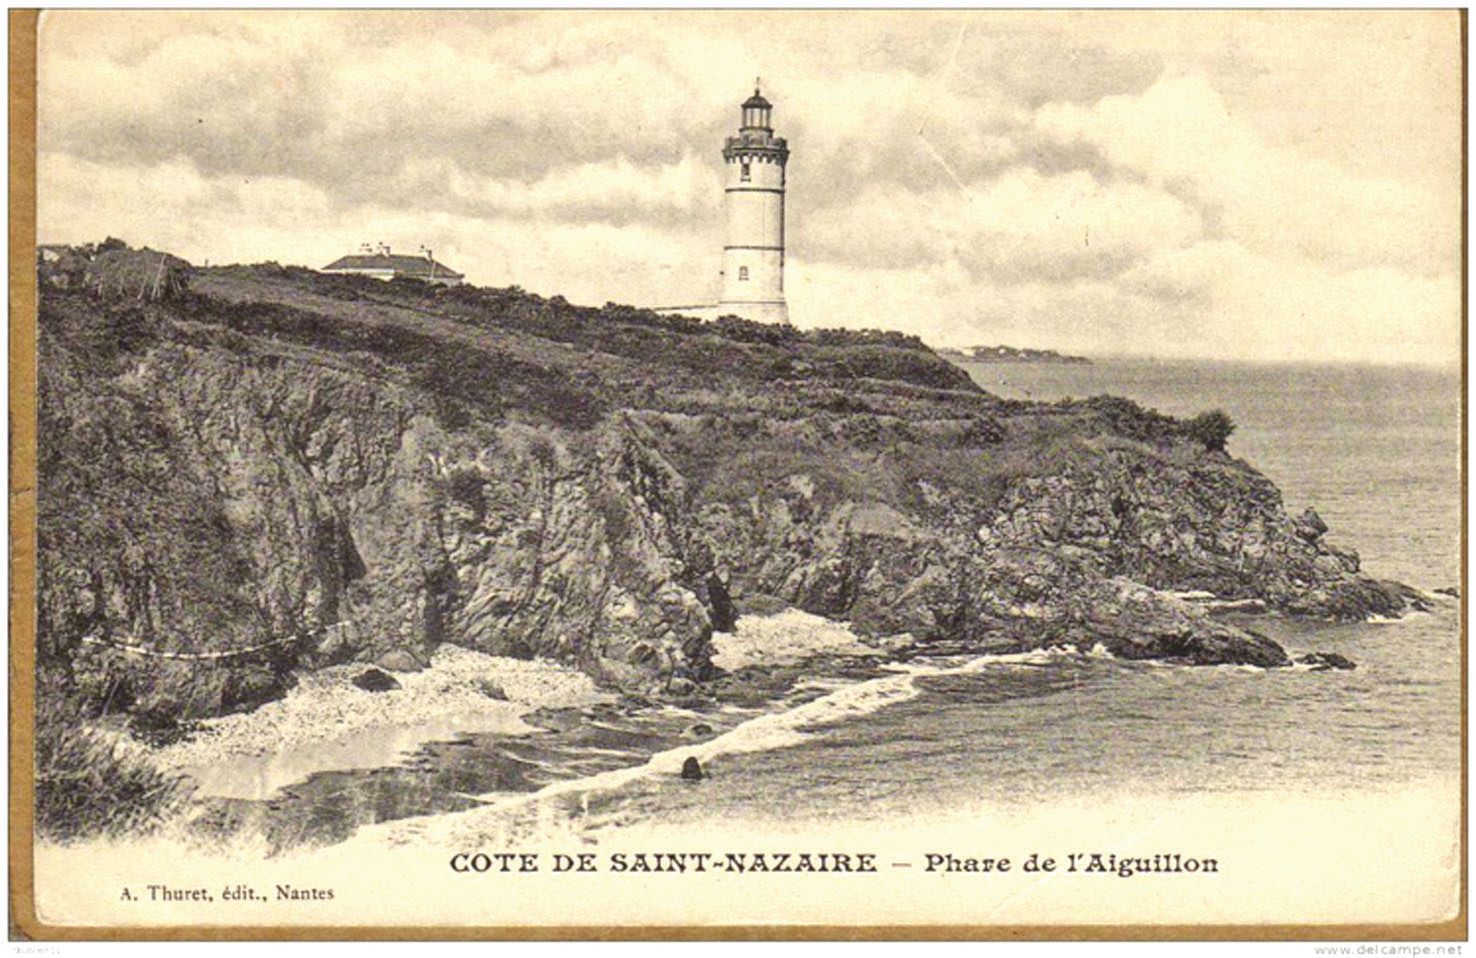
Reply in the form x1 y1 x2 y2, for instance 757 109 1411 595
35 254 1421 720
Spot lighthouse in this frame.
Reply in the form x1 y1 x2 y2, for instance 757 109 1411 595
718 84 790 325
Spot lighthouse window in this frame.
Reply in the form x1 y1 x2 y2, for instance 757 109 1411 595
739 267 749 281
741 161 751 182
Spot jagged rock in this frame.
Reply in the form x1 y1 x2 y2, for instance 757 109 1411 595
310 624 360 667
701 573 737 633
351 668 400 692
127 707 193 748
70 644 293 722
375 649 427 673
1293 507 1329 542
1075 578 1289 667
477 679 508 701
220 664 292 713
1284 577 1430 621
1296 652 1357 671
1435 586 1460 598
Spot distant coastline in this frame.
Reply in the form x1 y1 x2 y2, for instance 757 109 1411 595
938 345 1092 365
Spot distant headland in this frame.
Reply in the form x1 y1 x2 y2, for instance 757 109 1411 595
938 345 1092 365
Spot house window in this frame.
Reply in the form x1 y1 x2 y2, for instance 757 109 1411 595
741 162 751 182
739 266 749 281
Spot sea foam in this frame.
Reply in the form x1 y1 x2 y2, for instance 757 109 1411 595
362 648 1063 848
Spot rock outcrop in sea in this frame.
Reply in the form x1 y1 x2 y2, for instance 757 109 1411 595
35 248 1423 720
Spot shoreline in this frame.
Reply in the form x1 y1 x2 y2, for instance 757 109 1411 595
146 609 886 803
143 595 1451 803
150 645 608 800
125 598 1456 843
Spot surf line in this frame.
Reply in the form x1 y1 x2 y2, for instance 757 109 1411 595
382 649 1061 845
375 646 1112 851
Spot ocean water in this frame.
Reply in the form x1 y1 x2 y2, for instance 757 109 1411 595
195 360 1463 850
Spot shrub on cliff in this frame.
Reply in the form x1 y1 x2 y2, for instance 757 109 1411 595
712 314 801 345
1186 409 1236 452
34 701 194 842
1062 395 1181 444
84 248 193 302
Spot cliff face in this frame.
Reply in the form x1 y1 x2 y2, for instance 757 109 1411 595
41 339 712 715
656 401 1409 669
35 259 1418 719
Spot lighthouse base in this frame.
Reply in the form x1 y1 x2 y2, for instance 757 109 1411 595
714 300 791 325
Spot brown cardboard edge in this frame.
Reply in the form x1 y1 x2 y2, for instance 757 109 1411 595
1459 4 1470 943
10 5 40 944
4 6 1468 942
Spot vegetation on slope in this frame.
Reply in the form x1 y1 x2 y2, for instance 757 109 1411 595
34 673 195 842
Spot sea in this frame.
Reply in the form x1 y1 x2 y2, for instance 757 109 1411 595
190 359 1464 854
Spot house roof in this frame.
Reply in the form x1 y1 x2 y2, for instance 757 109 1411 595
322 253 464 279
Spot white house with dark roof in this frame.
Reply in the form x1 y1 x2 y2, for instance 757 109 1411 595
321 243 465 286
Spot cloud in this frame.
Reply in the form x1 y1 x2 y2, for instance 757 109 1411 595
1122 240 1460 364
1034 73 1457 278
398 153 721 226
36 12 1151 214
787 257 1173 356
952 29 1165 107
40 14 722 191
790 241 1457 367
802 167 1202 283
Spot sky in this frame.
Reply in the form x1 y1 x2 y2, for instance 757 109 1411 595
36 10 1462 363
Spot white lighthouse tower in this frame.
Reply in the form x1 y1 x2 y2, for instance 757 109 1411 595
718 83 790 325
